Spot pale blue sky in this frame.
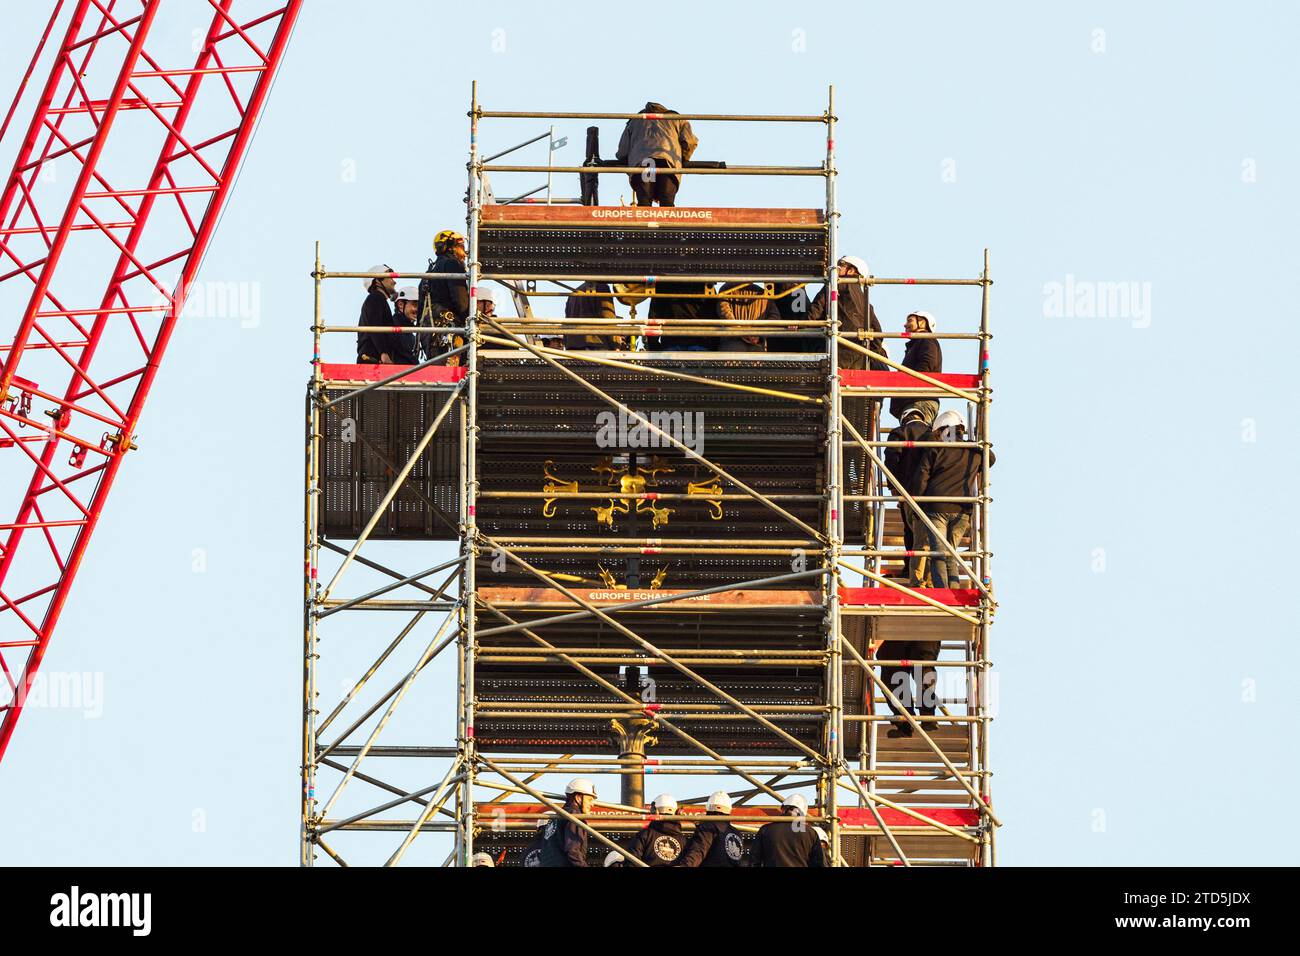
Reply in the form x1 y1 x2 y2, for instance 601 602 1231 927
2 0 1297 866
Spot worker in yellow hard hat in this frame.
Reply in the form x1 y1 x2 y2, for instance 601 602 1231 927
418 229 469 364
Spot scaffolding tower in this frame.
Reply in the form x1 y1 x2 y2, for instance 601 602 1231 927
301 85 998 867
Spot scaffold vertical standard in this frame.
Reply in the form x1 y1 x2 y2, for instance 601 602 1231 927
300 85 998 867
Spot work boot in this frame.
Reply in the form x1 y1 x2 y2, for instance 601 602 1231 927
886 719 913 739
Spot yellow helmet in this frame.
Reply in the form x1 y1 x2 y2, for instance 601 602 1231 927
434 229 466 253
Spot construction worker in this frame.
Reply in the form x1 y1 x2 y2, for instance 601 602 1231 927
717 282 779 352
644 280 717 351
372 285 419 366
355 263 397 363
812 826 830 859
522 813 552 867
775 281 823 353
751 794 824 867
564 281 624 351
675 791 744 867
616 101 698 207
880 637 938 738
889 310 942 425
624 793 686 866
538 778 597 867
477 287 496 320
912 410 995 590
418 229 470 364
805 256 889 371
471 852 495 867
887 406 934 583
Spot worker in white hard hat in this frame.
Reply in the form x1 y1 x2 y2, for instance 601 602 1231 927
372 285 419 366
812 826 830 853
476 287 496 319
675 791 745 867
890 310 942 425
805 255 888 369
752 793 824 867
538 778 597 867
522 812 553 867
911 409 995 596
623 793 685 867
355 262 397 364
471 851 495 867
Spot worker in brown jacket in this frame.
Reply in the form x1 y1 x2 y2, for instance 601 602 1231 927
616 101 698 207
717 282 779 352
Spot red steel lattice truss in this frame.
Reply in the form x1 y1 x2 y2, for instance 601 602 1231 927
0 0 301 761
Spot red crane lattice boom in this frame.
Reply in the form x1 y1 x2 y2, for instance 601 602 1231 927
0 0 302 762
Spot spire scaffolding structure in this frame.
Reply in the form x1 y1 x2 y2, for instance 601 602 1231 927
301 86 998 866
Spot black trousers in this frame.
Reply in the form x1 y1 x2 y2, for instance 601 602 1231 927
878 640 937 718
628 158 679 206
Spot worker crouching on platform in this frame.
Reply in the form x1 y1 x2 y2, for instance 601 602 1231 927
717 282 779 352
625 793 686 866
752 794 824 867
355 263 397 363
418 229 469 364
616 101 698 207
538 777 597 867
564 281 625 351
675 791 744 867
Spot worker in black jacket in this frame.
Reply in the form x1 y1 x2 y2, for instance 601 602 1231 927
625 793 686 866
418 229 470 364
366 285 418 365
644 280 716 351
522 814 551 867
885 406 934 580
751 794 824 867
880 638 938 738
773 281 822 353
564 282 625 350
355 263 396 363
538 778 597 867
805 256 888 371
912 410 995 590
676 791 745 867
889 310 942 424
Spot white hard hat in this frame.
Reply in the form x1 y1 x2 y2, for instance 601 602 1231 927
565 777 597 797
395 285 419 303
536 812 554 829
908 309 936 331
706 791 733 814
364 264 393 292
470 852 495 867
651 793 678 814
604 849 625 867
476 287 495 304
782 793 808 815
838 255 870 277
812 826 829 844
933 409 964 433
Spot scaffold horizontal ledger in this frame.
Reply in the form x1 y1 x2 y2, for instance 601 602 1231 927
301 84 996 867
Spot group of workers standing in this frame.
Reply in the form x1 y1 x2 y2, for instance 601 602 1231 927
468 778 826 867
